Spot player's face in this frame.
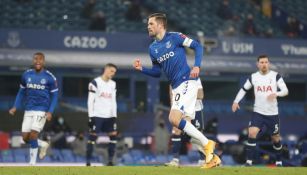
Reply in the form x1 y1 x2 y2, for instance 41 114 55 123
257 57 270 74
32 54 45 72
147 17 160 38
104 66 117 80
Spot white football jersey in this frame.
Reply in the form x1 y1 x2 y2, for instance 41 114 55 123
195 78 204 111
87 76 117 118
234 70 288 115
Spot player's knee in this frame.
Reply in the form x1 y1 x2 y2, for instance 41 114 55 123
271 134 280 143
22 135 29 143
248 132 257 138
29 131 39 140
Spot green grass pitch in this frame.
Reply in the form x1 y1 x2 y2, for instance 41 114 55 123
0 166 307 175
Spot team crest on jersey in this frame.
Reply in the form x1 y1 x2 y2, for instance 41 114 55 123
166 41 172 48
40 78 46 84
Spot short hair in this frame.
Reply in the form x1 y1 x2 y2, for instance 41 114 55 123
257 54 269 62
148 13 167 29
105 63 117 70
33 52 45 59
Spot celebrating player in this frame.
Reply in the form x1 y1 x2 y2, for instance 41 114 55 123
9 52 58 165
133 13 220 169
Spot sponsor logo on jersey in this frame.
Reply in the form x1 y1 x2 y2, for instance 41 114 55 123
99 92 112 99
157 51 175 63
27 83 45 90
28 77 31 82
256 85 272 92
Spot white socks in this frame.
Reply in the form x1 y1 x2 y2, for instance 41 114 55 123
182 121 209 146
29 148 38 165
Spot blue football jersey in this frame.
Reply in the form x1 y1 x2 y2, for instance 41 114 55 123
20 69 58 112
148 32 202 88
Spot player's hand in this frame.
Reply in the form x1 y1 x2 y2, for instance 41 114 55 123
9 107 17 116
267 93 277 102
190 66 200 78
232 103 240 112
46 112 52 121
133 59 142 71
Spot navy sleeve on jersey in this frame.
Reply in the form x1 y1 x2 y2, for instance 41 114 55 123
89 80 97 93
173 33 203 67
276 73 281 81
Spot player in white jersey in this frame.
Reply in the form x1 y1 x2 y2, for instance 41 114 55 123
165 78 206 167
232 55 288 166
86 63 118 166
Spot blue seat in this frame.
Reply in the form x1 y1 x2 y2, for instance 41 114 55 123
61 149 75 162
121 153 134 164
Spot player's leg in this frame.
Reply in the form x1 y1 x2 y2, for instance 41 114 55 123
165 126 181 167
245 113 262 166
106 117 118 166
269 115 282 166
190 111 206 164
29 111 48 165
170 111 220 169
170 80 218 167
29 130 39 165
271 134 282 166
86 117 98 166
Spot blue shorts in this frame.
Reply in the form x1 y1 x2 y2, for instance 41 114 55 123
249 112 280 135
88 117 117 133
191 110 205 131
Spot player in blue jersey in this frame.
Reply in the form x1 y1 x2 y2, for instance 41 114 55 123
9 52 58 165
133 13 220 169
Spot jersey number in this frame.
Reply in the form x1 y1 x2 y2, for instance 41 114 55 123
36 115 45 122
174 94 180 101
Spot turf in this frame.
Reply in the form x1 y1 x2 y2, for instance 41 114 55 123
0 166 307 175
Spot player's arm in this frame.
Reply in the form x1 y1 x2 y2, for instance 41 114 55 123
47 76 59 121
232 77 253 112
9 87 25 116
133 52 161 77
112 83 117 117
276 76 288 97
175 33 204 78
268 74 289 101
87 80 97 117
9 73 27 116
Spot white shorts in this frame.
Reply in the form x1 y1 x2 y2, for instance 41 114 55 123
22 111 47 132
171 80 198 119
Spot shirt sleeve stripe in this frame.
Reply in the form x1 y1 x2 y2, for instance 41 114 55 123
50 88 59 93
